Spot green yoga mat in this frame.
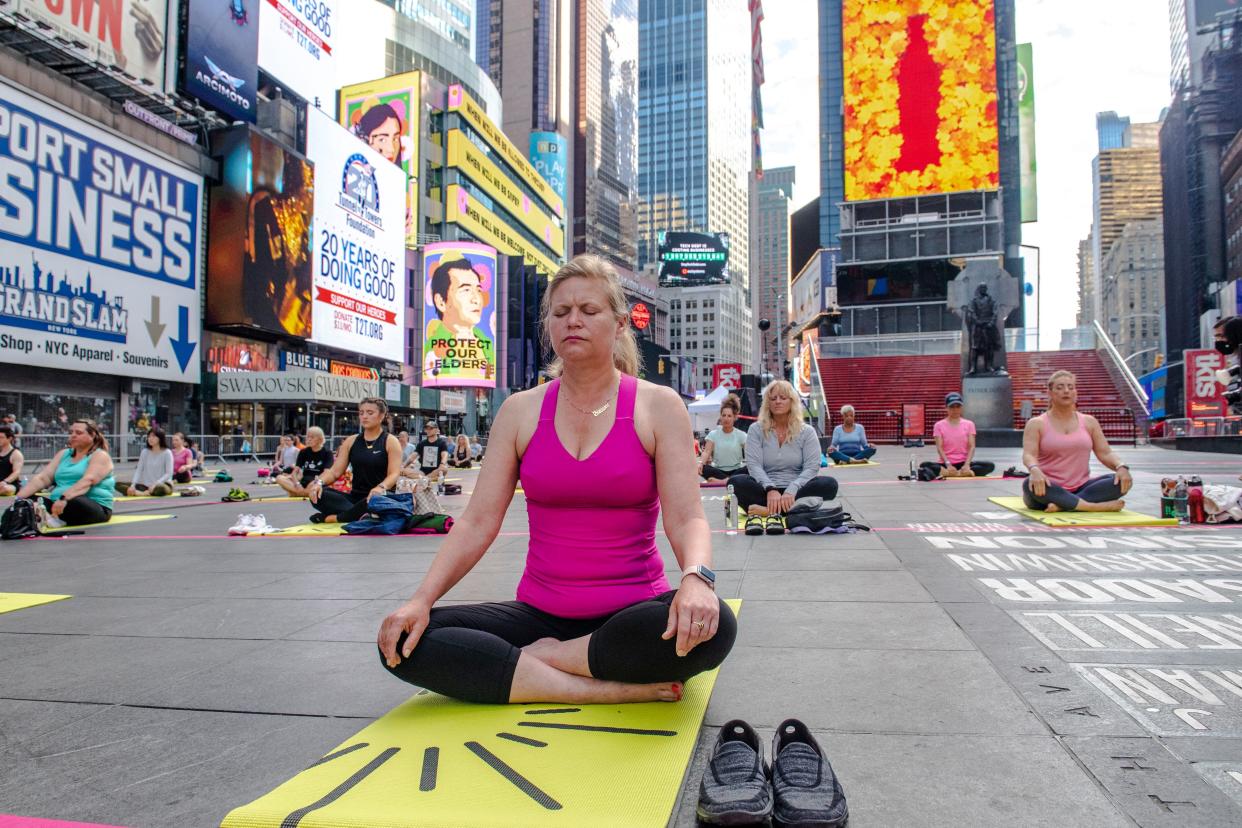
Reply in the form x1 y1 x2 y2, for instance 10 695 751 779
222 600 742 828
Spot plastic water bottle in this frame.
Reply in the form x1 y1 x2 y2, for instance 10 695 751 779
724 484 737 534
909 454 917 480
437 478 445 497
1174 477 1189 524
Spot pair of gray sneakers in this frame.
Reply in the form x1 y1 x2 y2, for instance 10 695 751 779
696 718 848 826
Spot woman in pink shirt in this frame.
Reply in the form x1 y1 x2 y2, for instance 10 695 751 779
377 255 735 704
1021 370 1132 512
921 392 995 478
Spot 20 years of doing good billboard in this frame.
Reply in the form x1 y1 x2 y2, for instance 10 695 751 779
0 80 202 382
306 109 407 362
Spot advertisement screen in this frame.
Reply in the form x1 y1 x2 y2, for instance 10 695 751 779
1017 42 1038 223
713 364 743 390
206 126 314 338
0 81 202 382
530 131 569 209
184 0 259 122
797 331 819 397
339 72 422 246
258 0 337 107
422 242 498 389
306 109 406 362
14 0 169 91
842 0 999 201
657 231 731 287
204 332 277 373
1183 349 1227 417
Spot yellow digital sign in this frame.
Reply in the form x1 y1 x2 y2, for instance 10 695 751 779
446 130 565 256
446 84 564 218
446 185 561 277
842 0 999 201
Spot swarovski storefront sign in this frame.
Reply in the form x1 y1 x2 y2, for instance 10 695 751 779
217 370 378 403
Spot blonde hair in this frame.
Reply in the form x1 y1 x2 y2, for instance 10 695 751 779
1047 370 1077 388
307 426 325 442
456 433 470 450
540 254 642 377
757 380 807 437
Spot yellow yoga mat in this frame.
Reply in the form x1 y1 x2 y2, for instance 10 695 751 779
248 523 347 536
829 459 879 468
0 592 71 614
42 514 175 533
253 496 310 503
988 496 1177 527
222 600 741 828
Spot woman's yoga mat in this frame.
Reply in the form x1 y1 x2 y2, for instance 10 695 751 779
253 496 310 503
699 480 728 488
0 593 71 615
987 496 1178 526
247 523 347 536
829 460 879 468
40 514 176 533
222 601 740 828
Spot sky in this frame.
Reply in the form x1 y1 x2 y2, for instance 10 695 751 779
760 0 1172 350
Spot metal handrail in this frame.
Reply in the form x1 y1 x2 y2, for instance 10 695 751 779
1092 320 1149 405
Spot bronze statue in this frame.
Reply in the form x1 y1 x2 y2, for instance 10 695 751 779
964 284 1001 375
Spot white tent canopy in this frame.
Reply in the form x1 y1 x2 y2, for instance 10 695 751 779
687 385 732 432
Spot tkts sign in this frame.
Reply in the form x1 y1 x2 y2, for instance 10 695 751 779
1184 349 1226 417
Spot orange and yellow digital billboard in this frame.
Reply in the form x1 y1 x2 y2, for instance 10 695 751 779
843 0 999 202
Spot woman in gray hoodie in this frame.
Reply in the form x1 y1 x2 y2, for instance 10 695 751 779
115 429 175 497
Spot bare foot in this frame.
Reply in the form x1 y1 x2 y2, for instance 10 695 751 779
574 679 682 704
963 469 975 478
521 637 562 663
1044 503 1061 513
747 505 769 516
1078 499 1125 512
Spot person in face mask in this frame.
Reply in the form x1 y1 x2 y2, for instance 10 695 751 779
1215 316 1242 356
1214 316 1242 416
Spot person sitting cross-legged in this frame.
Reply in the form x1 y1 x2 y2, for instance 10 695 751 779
698 393 746 481
0 425 25 496
920 392 996 479
1021 370 1132 513
275 426 334 498
308 399 403 524
827 405 876 464
16 419 115 526
727 381 838 535
115 429 174 497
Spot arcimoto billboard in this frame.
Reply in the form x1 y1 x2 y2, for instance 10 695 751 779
842 0 999 201
0 80 202 382
206 126 314 338
183 0 259 122
421 242 498 389
306 109 406 362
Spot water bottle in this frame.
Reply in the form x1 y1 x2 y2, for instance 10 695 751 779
909 454 917 480
724 484 737 534
1174 476 1189 524
437 478 445 497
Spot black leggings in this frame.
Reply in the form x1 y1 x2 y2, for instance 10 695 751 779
1021 474 1123 511
381 591 738 704
920 460 996 477
726 473 839 510
36 495 112 526
312 489 370 523
700 464 743 481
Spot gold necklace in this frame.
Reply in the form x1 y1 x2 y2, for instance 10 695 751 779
562 382 618 417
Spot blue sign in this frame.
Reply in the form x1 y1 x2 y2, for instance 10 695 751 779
1139 365 1168 419
184 0 260 122
529 131 568 208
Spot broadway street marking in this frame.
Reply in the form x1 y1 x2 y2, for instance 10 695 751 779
1016 610 1242 652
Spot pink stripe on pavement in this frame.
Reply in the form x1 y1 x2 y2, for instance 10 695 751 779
0 816 129 828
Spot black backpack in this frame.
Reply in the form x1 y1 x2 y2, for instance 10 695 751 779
784 503 871 534
1 499 39 540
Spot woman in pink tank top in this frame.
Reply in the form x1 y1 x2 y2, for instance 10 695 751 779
1021 370 1133 512
377 255 736 705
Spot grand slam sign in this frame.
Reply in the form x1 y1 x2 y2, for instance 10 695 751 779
0 81 202 382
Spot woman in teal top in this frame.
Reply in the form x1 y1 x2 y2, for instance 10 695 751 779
17 419 115 526
699 394 747 480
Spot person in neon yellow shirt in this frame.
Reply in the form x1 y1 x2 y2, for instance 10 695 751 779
424 255 495 384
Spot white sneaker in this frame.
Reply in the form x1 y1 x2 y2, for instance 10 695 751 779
247 514 276 535
46 515 67 529
228 514 256 536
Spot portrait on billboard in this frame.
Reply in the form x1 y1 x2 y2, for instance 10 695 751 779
842 0 999 201
422 242 498 389
339 72 422 245
207 127 314 338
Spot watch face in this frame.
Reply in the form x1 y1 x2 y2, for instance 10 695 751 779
697 565 716 583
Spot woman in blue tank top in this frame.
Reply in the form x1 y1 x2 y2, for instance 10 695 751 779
17 419 115 526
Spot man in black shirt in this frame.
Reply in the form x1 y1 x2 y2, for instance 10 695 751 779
413 420 451 483
276 426 335 497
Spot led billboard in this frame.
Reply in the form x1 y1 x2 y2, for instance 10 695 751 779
339 72 422 246
657 232 730 287
1017 43 1038 223
206 126 314 338
183 0 259 122
258 0 337 107
842 0 999 201
307 109 407 362
422 242 498 389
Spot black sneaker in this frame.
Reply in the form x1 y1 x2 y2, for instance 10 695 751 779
771 718 848 827
697 719 773 825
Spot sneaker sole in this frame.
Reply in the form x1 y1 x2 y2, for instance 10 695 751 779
697 804 776 825
772 812 848 828
765 523 785 535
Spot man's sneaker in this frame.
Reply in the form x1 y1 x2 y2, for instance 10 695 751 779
697 719 773 825
222 488 250 502
228 514 257 536
771 719 848 827
180 485 205 497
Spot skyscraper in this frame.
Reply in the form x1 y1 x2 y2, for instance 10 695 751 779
639 0 753 390
750 166 795 376
1099 218 1166 376
818 0 844 249
1096 111 1130 152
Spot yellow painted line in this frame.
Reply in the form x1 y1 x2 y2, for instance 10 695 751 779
0 592 71 614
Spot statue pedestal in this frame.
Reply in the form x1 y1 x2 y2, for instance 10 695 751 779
963 375 1013 430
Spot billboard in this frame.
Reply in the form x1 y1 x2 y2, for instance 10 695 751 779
422 242 498 389
530 131 569 208
842 0 999 201
713 364 743 390
789 249 839 330
183 0 259 122
204 333 277 373
1184 349 1227 417
339 72 422 246
13 0 169 91
258 0 338 107
206 126 314 338
796 331 819 397
445 185 561 276
1139 365 1168 420
1017 43 1038 223
306 109 406 362
0 80 202 382
657 232 731 287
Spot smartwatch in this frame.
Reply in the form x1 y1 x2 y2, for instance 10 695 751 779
682 564 716 590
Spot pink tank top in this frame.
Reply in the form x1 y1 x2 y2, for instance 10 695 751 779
517 374 670 618
1037 412 1092 490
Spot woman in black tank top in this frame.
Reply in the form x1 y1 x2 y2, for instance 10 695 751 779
0 426 23 496
308 398 404 523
